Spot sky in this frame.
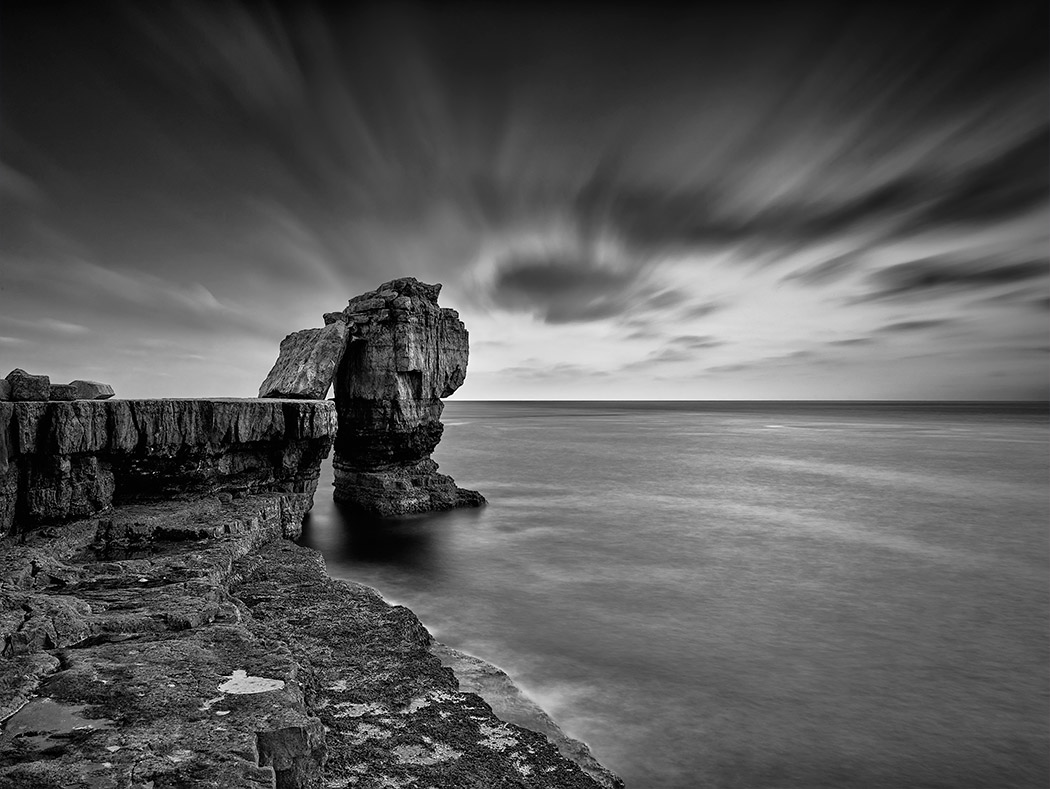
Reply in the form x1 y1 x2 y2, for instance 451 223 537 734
1 1 1047 400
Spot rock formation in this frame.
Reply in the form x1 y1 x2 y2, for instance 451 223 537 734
0 399 335 538
4 369 49 402
69 380 115 400
0 396 616 789
258 277 484 516
1 371 114 402
258 322 351 400
330 278 485 516
0 280 627 788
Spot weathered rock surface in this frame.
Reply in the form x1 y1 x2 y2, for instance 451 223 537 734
47 384 78 401
258 322 351 400
0 497 616 788
69 380 115 400
0 399 337 538
0 381 9 402
432 644 624 789
5 369 49 402
330 278 485 516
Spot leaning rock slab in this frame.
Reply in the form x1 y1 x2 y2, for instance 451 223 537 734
0 380 9 401
5 369 49 401
259 322 350 399
68 380 115 400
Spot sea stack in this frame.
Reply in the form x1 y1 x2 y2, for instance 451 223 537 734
258 277 485 516
330 278 485 516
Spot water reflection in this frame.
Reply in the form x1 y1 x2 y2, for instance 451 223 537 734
299 483 486 583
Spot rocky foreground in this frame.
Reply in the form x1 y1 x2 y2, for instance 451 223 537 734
0 398 620 788
1 277 623 788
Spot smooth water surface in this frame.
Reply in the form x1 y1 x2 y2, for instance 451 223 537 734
299 402 1049 789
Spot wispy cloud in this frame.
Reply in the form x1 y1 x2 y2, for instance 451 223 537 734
876 319 956 333
853 257 1047 304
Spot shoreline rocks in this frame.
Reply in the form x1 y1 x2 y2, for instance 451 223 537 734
0 395 620 788
0 280 623 787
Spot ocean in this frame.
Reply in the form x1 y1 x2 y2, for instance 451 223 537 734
298 401 1049 789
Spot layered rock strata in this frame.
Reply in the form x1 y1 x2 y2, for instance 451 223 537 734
0 399 336 538
0 397 617 788
258 277 484 516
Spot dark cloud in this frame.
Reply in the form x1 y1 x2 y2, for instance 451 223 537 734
678 301 724 320
783 253 863 286
971 288 1050 311
907 127 1050 228
488 255 643 323
495 362 610 379
705 362 754 374
488 253 693 324
669 335 725 349
703 349 823 375
877 319 955 333
853 257 1048 303
827 337 876 346
622 335 725 369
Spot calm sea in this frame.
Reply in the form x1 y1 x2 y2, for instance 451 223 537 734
299 401 1049 789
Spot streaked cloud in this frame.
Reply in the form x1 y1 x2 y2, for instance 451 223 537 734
855 257 1048 304
0 2 1045 399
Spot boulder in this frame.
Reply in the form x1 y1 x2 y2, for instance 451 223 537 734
258 322 350 400
68 379 115 400
0 379 9 401
48 383 78 401
5 368 50 401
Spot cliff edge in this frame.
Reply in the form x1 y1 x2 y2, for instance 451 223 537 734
0 398 619 788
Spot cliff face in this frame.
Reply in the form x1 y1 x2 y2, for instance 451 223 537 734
0 399 336 538
0 397 614 789
257 277 485 517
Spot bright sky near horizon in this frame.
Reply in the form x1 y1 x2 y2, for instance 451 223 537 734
1 2 1047 400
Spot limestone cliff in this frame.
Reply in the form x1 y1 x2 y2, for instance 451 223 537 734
0 398 616 789
0 399 335 538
